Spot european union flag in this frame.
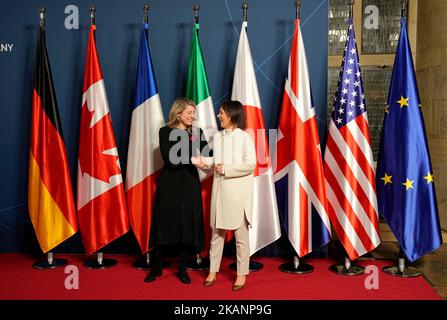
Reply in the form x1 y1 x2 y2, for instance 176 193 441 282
376 18 442 262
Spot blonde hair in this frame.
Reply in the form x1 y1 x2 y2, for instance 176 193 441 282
167 97 196 129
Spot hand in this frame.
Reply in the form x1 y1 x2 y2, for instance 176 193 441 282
192 156 206 170
214 164 224 175
199 164 207 170
191 156 200 165
196 161 207 170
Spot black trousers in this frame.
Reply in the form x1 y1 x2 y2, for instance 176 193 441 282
151 244 192 272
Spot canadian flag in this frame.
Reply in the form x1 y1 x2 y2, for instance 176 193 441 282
77 25 129 255
232 21 281 255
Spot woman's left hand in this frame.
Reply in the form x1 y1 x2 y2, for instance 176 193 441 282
215 164 224 175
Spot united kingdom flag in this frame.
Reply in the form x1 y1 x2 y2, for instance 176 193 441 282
274 19 331 257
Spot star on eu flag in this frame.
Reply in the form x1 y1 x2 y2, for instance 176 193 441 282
423 172 434 184
381 173 392 185
402 178 414 190
397 96 409 108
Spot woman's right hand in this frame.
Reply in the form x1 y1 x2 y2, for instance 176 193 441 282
192 156 207 170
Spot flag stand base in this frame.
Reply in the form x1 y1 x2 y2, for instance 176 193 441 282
187 254 210 271
133 253 151 270
83 252 117 269
382 258 421 278
33 253 67 270
329 257 364 276
278 256 313 274
329 264 364 275
229 259 263 272
382 266 421 278
279 262 313 274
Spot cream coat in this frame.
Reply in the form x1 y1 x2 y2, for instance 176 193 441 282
204 129 257 230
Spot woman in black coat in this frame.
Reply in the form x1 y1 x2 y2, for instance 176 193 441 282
145 97 210 284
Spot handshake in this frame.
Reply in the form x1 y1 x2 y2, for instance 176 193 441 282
191 157 224 175
191 156 207 170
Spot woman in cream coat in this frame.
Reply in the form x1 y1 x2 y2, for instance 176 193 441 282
194 100 256 291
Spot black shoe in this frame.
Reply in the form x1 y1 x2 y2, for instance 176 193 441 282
177 270 191 284
144 267 162 282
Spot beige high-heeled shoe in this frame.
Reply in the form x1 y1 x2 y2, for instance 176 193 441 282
232 283 245 291
203 275 217 287
232 276 246 291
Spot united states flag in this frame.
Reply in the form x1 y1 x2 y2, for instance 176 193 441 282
323 19 381 261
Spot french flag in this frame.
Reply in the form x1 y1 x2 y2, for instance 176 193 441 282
126 24 165 254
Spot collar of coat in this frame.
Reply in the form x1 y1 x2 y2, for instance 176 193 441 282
222 128 241 136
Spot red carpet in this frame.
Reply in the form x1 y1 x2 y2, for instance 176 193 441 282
0 254 441 300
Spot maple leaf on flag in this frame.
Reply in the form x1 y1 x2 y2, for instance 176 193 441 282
78 102 122 183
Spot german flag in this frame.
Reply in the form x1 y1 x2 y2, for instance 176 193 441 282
28 25 78 253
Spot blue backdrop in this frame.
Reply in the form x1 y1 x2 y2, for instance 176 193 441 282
0 0 328 253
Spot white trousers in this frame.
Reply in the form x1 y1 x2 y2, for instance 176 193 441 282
209 218 249 276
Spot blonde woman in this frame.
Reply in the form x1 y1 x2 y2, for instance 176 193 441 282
145 97 209 284
194 100 256 291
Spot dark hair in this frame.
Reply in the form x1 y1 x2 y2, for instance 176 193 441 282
220 100 246 130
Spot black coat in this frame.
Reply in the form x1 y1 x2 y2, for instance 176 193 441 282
150 126 210 253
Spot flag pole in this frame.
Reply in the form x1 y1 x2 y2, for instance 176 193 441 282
82 7 117 270
232 2 263 272
89 6 95 26
277 0 314 275
326 0 365 277
39 7 45 29
31 7 68 270
228 1 264 272
401 0 408 18
185 3 212 272
143 4 149 24
193 4 200 24
295 0 301 19
348 0 354 19
242 2 248 22
191 3 203 271
132 3 154 271
380 0 421 279
131 4 172 271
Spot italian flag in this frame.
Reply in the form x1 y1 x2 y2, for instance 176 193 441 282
185 23 218 257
